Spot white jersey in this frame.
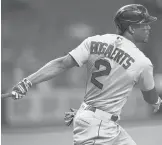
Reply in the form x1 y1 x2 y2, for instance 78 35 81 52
69 34 155 115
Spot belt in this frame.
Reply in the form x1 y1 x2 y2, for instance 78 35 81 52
80 102 119 122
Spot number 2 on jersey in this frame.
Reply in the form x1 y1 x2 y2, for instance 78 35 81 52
91 59 111 89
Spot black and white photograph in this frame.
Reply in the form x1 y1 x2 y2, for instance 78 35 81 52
1 0 162 145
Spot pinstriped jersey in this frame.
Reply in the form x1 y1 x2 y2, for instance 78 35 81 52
69 34 154 115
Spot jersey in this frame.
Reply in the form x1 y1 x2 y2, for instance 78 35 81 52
69 34 155 115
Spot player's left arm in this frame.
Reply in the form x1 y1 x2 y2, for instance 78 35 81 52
11 37 91 100
27 54 78 85
11 54 78 99
27 37 91 85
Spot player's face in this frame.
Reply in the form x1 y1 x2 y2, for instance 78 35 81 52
133 23 151 43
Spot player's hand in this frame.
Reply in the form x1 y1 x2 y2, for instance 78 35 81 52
12 78 32 100
152 97 162 113
64 108 77 126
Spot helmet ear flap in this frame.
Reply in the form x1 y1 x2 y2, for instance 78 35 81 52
116 25 122 35
116 21 130 35
114 15 130 35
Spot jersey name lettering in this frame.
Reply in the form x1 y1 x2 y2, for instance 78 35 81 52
90 41 135 69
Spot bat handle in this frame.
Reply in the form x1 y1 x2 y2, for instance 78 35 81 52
1 92 13 99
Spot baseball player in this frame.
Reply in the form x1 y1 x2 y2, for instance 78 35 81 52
6 4 162 145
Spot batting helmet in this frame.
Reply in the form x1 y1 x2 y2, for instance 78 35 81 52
114 4 157 34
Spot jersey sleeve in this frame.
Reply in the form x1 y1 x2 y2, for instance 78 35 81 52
69 37 91 67
138 63 155 91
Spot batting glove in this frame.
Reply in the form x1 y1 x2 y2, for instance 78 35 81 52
152 97 162 113
12 78 32 100
64 108 78 126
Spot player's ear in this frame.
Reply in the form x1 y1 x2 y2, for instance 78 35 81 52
128 25 135 35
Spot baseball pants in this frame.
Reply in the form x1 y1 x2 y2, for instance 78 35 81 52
73 103 136 145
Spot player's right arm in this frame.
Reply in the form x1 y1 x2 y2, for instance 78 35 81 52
10 38 91 100
138 62 162 112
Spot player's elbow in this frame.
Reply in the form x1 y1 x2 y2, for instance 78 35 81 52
142 87 159 104
47 54 77 74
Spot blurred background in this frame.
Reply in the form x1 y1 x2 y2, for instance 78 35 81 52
1 0 162 145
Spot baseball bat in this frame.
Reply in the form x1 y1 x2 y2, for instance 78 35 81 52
1 93 12 99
